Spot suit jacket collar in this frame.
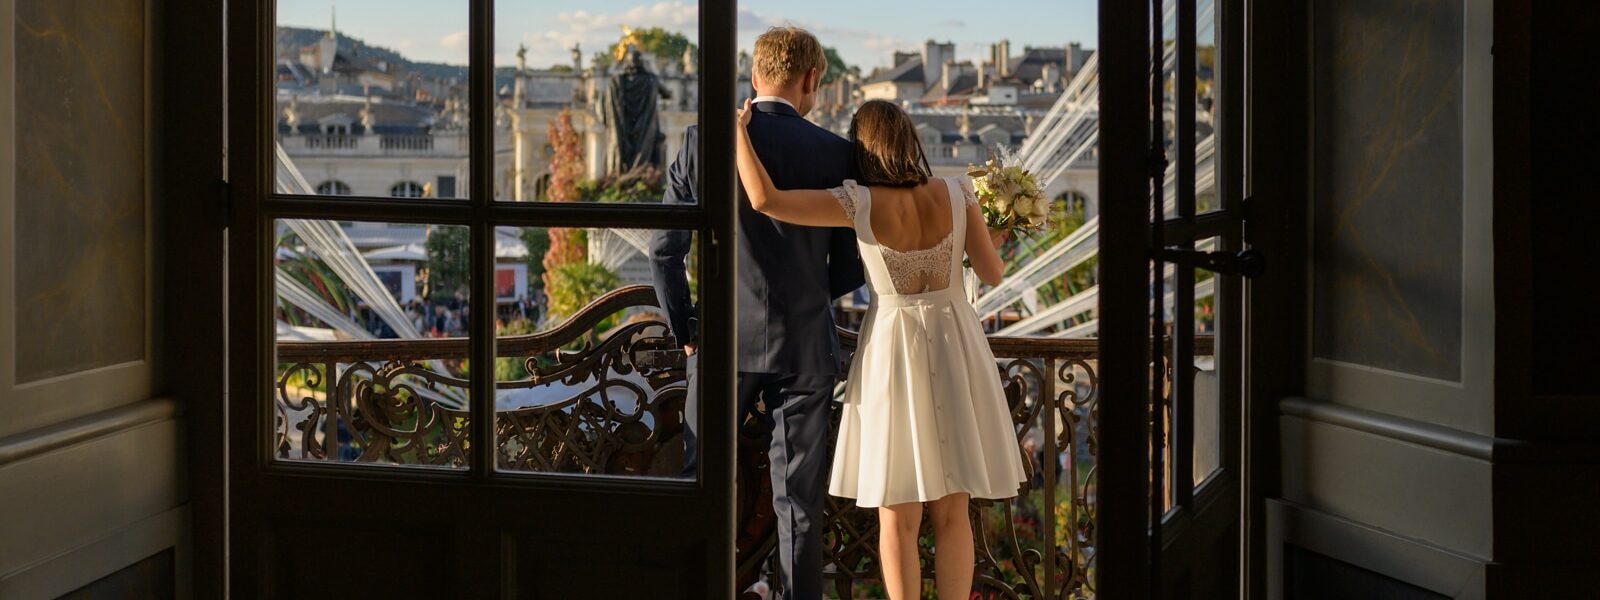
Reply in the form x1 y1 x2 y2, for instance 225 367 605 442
754 100 801 118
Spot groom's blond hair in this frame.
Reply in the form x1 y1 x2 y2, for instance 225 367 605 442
753 27 828 89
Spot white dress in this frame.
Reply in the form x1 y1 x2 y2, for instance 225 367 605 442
827 176 1029 508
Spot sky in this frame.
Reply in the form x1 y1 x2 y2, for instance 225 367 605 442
277 0 1097 72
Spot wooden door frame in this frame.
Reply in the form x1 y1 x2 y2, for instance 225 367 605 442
1101 0 1260 594
1096 0 1156 595
223 0 739 596
1154 0 1249 594
159 0 228 595
1239 0 1310 597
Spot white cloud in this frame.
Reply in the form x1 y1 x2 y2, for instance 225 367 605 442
554 2 699 34
502 2 701 68
862 34 909 52
439 30 468 50
502 2 915 71
736 8 787 32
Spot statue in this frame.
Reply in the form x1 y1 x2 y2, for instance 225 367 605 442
598 44 667 175
570 43 582 72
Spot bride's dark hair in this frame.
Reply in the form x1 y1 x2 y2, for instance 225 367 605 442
848 100 933 188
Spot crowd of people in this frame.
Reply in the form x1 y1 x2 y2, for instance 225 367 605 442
357 290 546 339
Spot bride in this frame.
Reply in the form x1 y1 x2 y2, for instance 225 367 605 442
735 98 1029 600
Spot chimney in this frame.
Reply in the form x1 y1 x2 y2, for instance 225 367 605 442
922 40 956 90
942 61 955 93
976 62 987 90
1041 63 1058 93
996 39 1011 76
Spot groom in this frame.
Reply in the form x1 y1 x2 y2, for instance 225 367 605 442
650 27 863 600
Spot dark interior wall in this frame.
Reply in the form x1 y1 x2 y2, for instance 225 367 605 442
1268 0 1499 597
1310 0 1465 383
55 551 174 600
1284 545 1449 600
1484 3 1600 597
1 0 194 595
1529 1 1600 397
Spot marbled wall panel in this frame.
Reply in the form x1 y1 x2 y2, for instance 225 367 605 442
13 0 145 382
1312 0 1463 381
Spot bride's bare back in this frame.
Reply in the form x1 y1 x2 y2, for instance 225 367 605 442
866 182 955 253
732 98 1007 289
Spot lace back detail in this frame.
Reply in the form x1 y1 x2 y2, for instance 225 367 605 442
880 239 955 294
835 178 962 295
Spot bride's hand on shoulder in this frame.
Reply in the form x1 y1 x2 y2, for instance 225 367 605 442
736 98 753 128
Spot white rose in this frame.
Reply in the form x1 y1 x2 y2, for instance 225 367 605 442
1025 196 1048 218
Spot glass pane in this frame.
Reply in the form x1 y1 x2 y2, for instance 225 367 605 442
492 2 700 203
1195 0 1221 214
1153 237 1223 500
1160 0 1179 219
1192 242 1222 485
273 220 471 469
493 226 695 479
272 1 470 199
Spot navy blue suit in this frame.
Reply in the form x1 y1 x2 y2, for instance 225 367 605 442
650 101 863 599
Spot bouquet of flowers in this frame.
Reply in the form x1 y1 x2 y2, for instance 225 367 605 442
967 154 1050 237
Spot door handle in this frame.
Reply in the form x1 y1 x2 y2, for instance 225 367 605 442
1156 247 1266 278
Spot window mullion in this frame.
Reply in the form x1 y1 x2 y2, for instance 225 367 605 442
468 0 496 479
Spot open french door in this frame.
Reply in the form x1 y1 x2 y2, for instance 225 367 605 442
225 0 738 597
1099 0 1252 596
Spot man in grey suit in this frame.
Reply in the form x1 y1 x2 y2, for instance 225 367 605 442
650 27 863 600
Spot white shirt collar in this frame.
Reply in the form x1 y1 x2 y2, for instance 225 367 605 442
752 95 796 110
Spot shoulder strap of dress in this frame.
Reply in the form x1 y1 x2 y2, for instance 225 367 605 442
945 177 966 272
849 181 875 239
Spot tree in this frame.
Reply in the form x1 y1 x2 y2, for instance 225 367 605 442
821 46 858 85
543 229 587 291
495 317 538 381
545 110 584 202
519 227 550 291
597 27 696 69
544 262 623 344
543 110 588 291
425 226 471 301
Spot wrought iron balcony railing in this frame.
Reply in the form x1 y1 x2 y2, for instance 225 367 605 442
273 285 1210 599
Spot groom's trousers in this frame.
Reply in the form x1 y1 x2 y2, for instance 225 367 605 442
680 360 837 600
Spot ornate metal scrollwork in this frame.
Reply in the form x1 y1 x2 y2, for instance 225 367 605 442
814 335 1109 599
274 285 1201 599
274 286 686 474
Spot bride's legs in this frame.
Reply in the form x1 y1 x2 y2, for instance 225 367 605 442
878 501 924 600
929 493 974 600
